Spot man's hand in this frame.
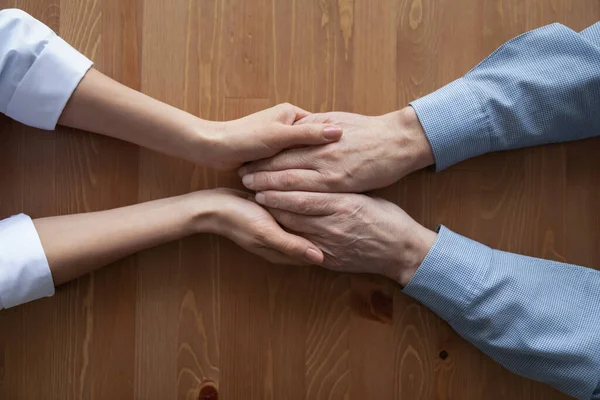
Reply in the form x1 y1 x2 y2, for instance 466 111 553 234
254 191 437 286
198 188 325 265
202 103 343 171
239 107 434 193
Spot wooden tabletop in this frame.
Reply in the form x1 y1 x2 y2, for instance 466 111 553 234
1 0 599 399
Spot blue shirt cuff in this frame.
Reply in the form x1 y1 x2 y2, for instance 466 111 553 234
402 225 492 322
409 78 491 171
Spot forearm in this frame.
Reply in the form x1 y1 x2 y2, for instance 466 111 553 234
58 68 217 164
33 192 216 286
403 227 600 399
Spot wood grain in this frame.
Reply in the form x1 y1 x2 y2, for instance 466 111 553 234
1 0 599 399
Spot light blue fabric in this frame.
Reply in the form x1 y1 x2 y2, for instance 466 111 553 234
404 227 600 400
405 22 600 399
410 22 600 171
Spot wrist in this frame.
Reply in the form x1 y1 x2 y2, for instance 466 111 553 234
181 118 223 165
190 120 240 170
390 107 434 173
181 190 224 235
394 225 437 287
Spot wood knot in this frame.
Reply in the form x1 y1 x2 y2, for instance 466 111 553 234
351 290 393 324
439 350 449 360
198 381 218 400
370 291 393 323
409 0 423 30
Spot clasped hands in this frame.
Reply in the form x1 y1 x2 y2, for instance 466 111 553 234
206 103 437 286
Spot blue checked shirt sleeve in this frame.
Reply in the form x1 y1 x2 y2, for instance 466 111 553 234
409 22 600 170
403 226 600 400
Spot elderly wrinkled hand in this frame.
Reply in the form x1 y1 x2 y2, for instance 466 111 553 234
254 190 437 286
239 107 434 193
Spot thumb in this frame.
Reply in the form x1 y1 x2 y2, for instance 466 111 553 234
262 228 324 265
269 124 343 150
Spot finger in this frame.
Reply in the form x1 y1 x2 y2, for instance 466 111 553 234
238 147 316 176
242 170 329 192
270 103 309 125
269 123 342 150
259 226 324 265
256 191 339 216
291 105 311 120
293 113 326 125
267 209 324 235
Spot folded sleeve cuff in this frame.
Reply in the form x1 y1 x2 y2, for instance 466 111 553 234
0 214 55 309
409 78 491 171
6 35 92 130
402 225 492 322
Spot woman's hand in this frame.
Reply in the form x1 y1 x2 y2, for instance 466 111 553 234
201 103 343 170
59 70 341 171
194 188 325 265
34 187 323 290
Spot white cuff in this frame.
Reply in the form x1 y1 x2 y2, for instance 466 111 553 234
6 35 93 130
0 214 54 309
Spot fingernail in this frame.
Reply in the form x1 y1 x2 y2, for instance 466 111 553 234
242 174 254 188
305 248 323 264
255 193 266 204
323 126 343 141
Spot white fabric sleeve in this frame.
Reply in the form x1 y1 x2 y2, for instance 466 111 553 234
0 8 93 130
0 214 54 309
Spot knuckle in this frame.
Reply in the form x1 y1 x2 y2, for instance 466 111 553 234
306 124 320 136
253 224 273 243
264 193 280 208
280 172 299 189
331 170 346 183
337 197 357 215
299 153 315 166
273 102 294 120
322 150 339 163
276 211 295 227
259 172 277 188
298 114 316 124
280 240 300 256
323 171 343 189
296 196 316 214
254 231 265 243
329 225 345 238
252 233 267 248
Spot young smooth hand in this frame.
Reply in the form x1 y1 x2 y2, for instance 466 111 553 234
202 103 344 170
196 188 325 265
36 187 325 287
59 70 342 172
254 191 437 286
239 107 434 193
